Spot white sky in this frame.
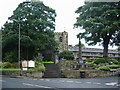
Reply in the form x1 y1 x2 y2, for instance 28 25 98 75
0 0 117 49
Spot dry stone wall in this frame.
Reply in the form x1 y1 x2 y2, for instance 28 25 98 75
1 71 43 78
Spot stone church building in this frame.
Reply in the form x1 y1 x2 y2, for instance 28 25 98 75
55 31 68 52
55 31 120 60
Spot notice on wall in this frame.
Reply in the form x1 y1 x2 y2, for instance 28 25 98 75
22 60 28 68
22 68 28 71
28 60 35 67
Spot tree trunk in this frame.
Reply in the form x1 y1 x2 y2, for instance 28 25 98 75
103 37 109 58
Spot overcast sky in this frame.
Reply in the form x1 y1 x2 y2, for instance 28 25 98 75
0 0 117 49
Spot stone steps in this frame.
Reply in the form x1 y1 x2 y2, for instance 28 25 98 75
43 63 62 78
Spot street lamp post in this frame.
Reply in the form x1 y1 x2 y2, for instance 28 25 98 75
13 20 21 76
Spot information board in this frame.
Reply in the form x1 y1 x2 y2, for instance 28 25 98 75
28 60 35 67
22 60 28 68
22 68 28 71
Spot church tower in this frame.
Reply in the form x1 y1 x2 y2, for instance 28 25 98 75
55 31 68 52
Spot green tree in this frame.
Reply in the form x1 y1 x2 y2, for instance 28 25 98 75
118 47 120 51
75 43 85 48
74 2 120 57
2 1 57 62
58 51 74 60
114 30 120 46
68 45 73 47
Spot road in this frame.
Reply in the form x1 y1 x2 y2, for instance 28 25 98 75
0 76 120 90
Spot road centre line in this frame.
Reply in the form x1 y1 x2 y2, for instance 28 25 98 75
23 83 52 88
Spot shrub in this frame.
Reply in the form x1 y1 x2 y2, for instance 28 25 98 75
35 64 45 72
97 66 110 71
2 62 11 68
97 65 120 71
3 51 18 63
34 56 43 62
108 65 120 69
94 58 107 64
0 62 2 68
107 58 119 64
35 61 42 67
86 60 92 62
85 62 93 65
59 51 74 60
11 63 19 68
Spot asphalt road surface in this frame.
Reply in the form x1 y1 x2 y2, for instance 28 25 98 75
0 76 120 90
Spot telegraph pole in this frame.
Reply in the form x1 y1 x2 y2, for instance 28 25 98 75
13 19 21 76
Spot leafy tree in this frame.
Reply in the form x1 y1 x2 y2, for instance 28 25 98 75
114 30 120 46
68 45 73 47
118 47 120 51
74 2 120 57
75 43 85 48
2 1 57 62
58 51 74 60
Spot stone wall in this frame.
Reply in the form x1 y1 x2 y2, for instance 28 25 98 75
62 70 119 78
1 71 43 78
58 60 78 71
58 60 119 78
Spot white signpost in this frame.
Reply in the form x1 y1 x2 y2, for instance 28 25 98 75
28 60 35 68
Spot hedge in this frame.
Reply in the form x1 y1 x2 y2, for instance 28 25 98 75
96 65 120 71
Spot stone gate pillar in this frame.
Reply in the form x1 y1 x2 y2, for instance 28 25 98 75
54 49 59 64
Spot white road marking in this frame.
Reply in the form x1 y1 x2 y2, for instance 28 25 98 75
39 79 44 81
116 83 120 86
23 83 52 88
34 85 52 88
105 82 118 86
0 80 6 82
86 82 92 84
93 82 101 85
66 81 74 83
33 79 37 80
75 81 82 83
45 79 50 81
23 83 34 87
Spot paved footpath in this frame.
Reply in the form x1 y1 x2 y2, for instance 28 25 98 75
0 76 120 90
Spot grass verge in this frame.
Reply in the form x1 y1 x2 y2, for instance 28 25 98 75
0 68 21 71
42 61 54 63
